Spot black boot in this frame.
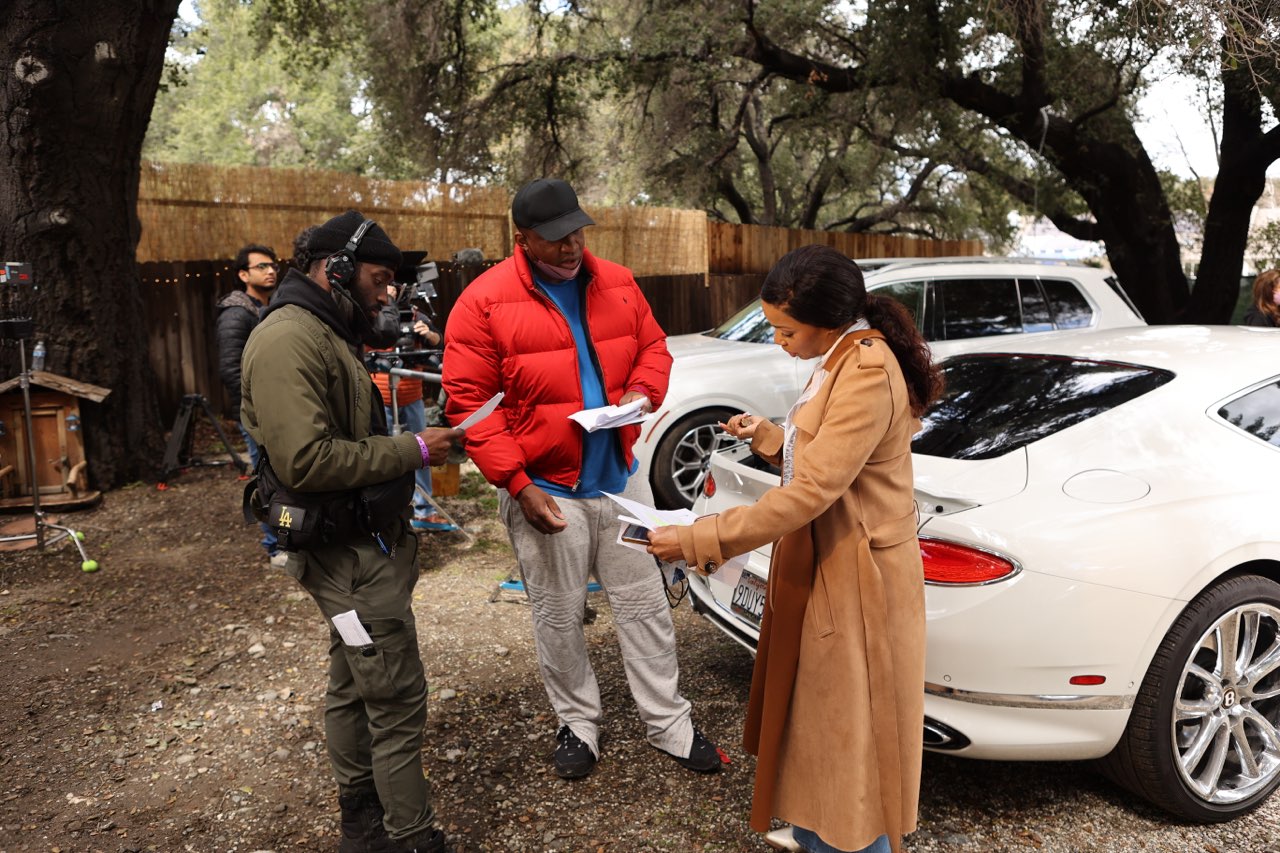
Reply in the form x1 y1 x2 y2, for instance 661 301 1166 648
338 789 394 853
389 827 447 853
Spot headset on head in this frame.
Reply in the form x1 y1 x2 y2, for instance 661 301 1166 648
324 218 376 291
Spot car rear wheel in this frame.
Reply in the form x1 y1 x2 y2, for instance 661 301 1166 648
650 408 741 509
1099 575 1280 821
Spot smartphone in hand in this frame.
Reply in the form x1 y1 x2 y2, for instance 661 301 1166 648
620 523 651 545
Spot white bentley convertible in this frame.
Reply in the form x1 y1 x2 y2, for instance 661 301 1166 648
688 326 1280 820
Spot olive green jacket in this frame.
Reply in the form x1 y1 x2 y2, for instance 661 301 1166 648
240 272 421 492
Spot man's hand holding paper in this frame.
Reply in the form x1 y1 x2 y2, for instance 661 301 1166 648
568 396 652 432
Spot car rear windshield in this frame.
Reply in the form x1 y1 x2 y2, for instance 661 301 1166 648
913 354 1174 460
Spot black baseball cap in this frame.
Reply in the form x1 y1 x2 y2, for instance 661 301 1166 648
511 179 595 241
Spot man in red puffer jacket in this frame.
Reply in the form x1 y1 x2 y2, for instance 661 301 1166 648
443 179 721 781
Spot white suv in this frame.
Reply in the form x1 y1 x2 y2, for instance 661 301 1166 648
638 258 1147 507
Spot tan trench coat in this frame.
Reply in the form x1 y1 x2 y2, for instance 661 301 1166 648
675 330 925 852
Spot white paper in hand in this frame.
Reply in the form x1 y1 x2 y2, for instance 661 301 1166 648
603 492 696 530
568 398 650 432
458 392 504 431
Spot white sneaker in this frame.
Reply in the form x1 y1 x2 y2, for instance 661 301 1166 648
764 826 800 851
268 552 288 569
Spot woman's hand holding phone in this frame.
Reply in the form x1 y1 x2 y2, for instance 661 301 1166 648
719 412 761 440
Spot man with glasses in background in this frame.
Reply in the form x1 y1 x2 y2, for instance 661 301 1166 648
217 243 284 567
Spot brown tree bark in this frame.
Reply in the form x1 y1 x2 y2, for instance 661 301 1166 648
1 1 179 487
1185 59 1280 322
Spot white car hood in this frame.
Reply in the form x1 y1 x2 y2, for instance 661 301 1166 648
665 332 776 367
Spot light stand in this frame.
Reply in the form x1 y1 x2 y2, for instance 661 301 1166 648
385 364 469 540
0 261 97 571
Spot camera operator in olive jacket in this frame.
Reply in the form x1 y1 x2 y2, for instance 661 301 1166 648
240 210 462 853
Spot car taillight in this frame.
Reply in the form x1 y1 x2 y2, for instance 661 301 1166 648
919 538 1018 585
702 471 716 498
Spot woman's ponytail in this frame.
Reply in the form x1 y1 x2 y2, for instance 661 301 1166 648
863 294 943 417
762 245 944 416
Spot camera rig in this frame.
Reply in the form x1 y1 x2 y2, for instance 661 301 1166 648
365 255 443 376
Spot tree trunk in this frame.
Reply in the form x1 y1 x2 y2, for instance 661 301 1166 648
0 1 179 487
1185 60 1279 323
1064 137 1189 324
1191 163 1264 323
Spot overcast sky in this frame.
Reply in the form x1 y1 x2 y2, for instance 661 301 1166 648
1135 75 1225 179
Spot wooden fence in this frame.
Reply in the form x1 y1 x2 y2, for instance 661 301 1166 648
708 221 982 274
136 162 983 422
138 162 980 278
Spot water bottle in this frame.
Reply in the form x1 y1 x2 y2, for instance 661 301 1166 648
31 340 46 371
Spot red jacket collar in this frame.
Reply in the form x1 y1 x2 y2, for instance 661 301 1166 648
512 246 599 293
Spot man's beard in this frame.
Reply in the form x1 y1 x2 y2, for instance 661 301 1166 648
332 286 382 344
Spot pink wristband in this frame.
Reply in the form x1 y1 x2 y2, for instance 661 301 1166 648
414 434 430 468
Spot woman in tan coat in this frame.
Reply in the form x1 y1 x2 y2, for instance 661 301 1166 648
648 245 942 853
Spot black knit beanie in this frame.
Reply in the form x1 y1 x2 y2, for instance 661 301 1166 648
307 209 403 272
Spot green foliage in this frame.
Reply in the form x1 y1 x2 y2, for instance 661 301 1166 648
1249 221 1280 270
144 0 389 173
252 0 1017 243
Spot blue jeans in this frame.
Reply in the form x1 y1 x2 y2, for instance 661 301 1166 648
385 400 433 517
794 828 891 853
238 422 279 555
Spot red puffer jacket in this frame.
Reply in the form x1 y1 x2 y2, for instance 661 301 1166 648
443 248 671 496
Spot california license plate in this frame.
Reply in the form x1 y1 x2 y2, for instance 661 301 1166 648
730 573 767 625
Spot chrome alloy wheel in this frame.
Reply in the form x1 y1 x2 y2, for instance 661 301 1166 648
669 423 743 506
1173 603 1280 805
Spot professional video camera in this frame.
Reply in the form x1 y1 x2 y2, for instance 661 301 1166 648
366 253 443 375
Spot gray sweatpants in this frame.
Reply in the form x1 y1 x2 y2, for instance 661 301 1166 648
499 474 694 760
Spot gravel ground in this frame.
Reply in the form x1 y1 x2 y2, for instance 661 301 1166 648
1 461 1278 853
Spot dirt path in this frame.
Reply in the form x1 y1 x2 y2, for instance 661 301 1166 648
0 464 760 853
2 464 1278 853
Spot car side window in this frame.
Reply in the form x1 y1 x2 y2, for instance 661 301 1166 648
1018 279 1054 332
1217 381 1280 447
869 280 924 330
1042 278 1094 329
934 277 1021 340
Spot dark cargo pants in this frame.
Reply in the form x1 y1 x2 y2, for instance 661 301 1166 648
289 523 435 842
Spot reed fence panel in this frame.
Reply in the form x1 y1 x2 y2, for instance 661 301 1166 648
137 162 707 277
138 162 514 267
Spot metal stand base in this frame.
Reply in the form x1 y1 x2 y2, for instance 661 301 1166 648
0 513 97 571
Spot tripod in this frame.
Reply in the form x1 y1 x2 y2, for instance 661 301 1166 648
0 335 97 571
159 393 247 483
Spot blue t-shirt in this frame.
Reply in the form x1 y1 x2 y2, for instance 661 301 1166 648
531 274 631 498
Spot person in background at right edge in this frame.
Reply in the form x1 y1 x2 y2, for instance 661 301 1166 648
1244 269 1280 327
647 245 944 853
